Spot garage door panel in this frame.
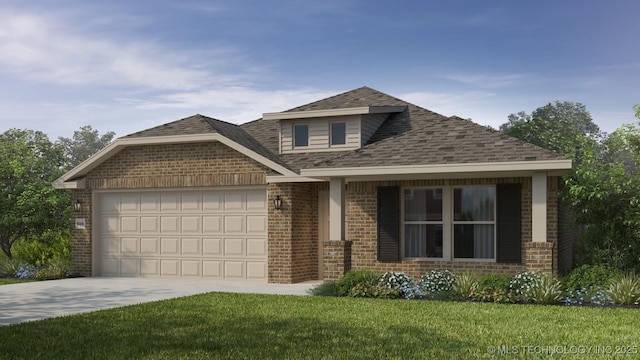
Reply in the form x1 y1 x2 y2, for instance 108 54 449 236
203 238 222 255
161 216 179 232
120 217 139 233
161 238 179 255
247 238 267 256
181 260 200 277
224 215 244 233
247 261 267 279
160 259 179 276
247 215 266 233
141 259 159 276
121 237 138 254
181 216 200 233
140 237 159 254
181 238 200 255
98 188 266 280
140 217 159 232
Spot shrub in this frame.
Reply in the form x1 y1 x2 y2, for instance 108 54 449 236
529 275 564 305
308 282 338 297
476 274 512 292
453 272 477 298
0 258 22 276
335 270 380 296
15 264 39 279
566 264 619 290
419 270 455 295
33 260 73 280
564 286 612 306
12 230 71 267
607 274 640 305
379 272 417 299
350 284 402 299
510 272 545 300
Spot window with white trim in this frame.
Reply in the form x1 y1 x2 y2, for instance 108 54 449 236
294 124 309 147
402 186 496 260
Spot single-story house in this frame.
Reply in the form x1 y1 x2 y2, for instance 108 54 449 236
54 87 576 283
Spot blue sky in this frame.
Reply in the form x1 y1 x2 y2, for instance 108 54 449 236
0 0 638 139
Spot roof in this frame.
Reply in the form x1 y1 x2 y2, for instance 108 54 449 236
54 86 571 188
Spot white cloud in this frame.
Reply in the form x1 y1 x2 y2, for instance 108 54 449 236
441 73 529 88
0 10 237 90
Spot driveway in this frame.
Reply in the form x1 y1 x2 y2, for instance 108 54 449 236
0 277 318 326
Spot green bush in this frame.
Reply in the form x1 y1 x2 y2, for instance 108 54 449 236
510 271 545 300
529 275 564 305
308 282 339 297
607 273 640 305
566 264 619 290
32 259 73 280
12 230 71 267
350 284 401 299
0 258 22 276
453 272 477 298
476 274 512 292
335 270 380 296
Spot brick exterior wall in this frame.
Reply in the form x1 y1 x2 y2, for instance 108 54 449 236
322 240 352 281
71 142 269 277
344 176 561 280
267 182 319 283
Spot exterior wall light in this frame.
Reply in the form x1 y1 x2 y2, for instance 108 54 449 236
274 195 282 210
73 199 82 212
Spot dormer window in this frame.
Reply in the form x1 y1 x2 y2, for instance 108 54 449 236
330 122 346 146
294 124 309 147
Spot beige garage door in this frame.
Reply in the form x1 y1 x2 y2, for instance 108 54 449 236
96 188 267 280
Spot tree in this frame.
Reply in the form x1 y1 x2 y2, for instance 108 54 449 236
500 101 601 161
57 125 115 168
0 129 69 258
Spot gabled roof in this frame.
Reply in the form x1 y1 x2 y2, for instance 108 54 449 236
54 86 572 188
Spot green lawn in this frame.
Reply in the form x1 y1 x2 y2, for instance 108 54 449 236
0 278 32 285
0 293 638 359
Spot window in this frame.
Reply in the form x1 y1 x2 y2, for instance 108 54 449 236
294 124 308 147
403 188 443 258
453 187 495 259
330 122 346 146
401 186 496 261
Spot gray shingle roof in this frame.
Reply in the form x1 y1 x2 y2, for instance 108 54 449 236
123 87 567 174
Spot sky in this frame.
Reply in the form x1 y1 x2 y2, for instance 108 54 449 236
0 0 638 140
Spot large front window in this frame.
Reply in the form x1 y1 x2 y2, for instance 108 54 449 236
402 186 496 260
294 124 308 147
453 187 495 259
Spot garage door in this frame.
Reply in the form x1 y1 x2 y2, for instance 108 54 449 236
96 188 267 280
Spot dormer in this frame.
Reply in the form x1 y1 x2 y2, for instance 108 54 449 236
263 106 406 154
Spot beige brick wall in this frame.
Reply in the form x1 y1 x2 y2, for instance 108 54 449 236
345 177 559 280
71 141 269 276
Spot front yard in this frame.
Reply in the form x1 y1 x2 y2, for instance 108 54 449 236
0 292 638 359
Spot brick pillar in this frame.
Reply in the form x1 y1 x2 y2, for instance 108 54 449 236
322 240 352 281
524 242 555 275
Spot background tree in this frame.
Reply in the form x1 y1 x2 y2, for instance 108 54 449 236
0 129 69 258
500 101 601 161
57 125 115 168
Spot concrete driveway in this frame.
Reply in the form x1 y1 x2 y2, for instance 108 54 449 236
0 277 318 326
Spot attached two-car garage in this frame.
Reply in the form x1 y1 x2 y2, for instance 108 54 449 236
95 187 268 280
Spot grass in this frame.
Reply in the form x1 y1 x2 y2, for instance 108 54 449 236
0 278 33 285
1 293 639 359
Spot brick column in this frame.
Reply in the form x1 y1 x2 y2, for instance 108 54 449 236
322 240 352 281
524 242 554 275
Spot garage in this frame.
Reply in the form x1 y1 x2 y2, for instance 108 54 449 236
95 187 268 280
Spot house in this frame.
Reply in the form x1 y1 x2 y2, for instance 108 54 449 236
53 87 576 283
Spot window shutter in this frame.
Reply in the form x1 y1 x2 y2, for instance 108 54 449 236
496 183 522 263
377 186 400 262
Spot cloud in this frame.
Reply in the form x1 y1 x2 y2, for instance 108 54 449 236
0 9 239 90
441 73 530 88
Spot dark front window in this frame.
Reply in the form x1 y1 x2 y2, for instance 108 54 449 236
404 188 443 258
453 187 495 259
331 122 346 145
294 124 308 147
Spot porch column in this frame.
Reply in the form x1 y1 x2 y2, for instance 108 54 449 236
532 172 547 242
329 177 345 241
